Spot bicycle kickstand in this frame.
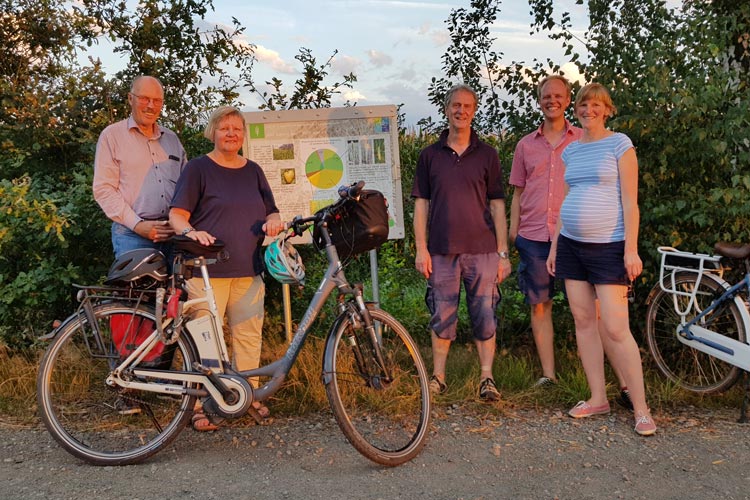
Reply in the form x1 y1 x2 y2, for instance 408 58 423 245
739 371 750 424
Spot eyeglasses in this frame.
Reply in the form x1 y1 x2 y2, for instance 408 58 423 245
130 93 164 107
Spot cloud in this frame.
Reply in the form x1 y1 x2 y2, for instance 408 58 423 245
366 50 393 67
254 45 296 74
395 67 417 81
332 54 361 75
343 90 367 102
376 80 438 126
559 62 585 85
431 30 450 46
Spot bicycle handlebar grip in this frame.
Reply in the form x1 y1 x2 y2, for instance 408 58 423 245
338 180 365 200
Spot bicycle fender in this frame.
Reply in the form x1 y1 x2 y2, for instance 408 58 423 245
321 312 351 386
37 312 84 342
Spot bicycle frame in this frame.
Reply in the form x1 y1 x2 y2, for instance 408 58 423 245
106 217 372 417
657 246 750 371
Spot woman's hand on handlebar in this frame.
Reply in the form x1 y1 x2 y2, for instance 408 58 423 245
263 219 286 237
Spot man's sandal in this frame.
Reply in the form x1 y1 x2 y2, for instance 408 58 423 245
191 411 218 432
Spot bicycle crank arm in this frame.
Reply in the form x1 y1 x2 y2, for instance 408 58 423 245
678 325 750 371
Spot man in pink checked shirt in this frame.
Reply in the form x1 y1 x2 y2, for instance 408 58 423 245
509 75 581 387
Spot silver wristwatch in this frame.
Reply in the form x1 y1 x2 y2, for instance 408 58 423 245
497 251 509 259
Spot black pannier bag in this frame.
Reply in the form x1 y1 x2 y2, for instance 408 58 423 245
313 189 389 260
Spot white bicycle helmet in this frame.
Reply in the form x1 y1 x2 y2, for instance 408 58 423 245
264 235 305 285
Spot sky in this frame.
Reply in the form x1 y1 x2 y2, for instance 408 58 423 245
89 0 684 126
220 0 590 126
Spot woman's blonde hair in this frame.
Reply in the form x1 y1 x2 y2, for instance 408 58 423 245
203 106 245 141
575 83 617 117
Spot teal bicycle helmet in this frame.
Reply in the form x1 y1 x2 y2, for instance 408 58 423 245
264 235 305 285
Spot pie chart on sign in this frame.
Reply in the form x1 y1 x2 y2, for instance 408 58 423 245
305 149 344 189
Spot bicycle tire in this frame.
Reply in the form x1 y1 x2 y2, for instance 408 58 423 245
37 302 198 465
645 271 746 394
324 306 431 466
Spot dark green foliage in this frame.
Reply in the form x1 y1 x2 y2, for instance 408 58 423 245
0 173 111 348
0 0 366 349
431 0 750 336
4 0 748 356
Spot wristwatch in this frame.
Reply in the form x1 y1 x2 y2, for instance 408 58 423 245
497 251 509 259
181 227 195 236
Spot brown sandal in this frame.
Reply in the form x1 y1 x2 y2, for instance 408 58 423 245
247 401 270 423
191 411 218 432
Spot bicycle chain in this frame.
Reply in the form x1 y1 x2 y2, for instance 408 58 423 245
115 385 226 422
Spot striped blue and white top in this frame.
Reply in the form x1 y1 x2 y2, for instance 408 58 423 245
559 132 634 243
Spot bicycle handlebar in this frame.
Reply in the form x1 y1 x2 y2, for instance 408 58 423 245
284 180 366 237
338 180 365 200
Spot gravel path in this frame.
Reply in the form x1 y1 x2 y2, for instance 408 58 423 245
2 405 749 500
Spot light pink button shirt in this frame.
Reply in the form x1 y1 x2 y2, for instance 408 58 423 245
509 121 582 242
93 116 185 230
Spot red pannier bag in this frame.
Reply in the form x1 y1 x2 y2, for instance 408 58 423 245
110 313 175 369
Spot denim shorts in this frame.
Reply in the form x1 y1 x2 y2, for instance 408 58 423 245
515 235 557 305
554 235 628 285
424 253 500 342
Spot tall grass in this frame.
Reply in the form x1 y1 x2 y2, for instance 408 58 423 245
0 343 38 420
4 258 747 422
3 331 747 424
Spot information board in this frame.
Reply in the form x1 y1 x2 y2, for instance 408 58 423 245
242 105 404 243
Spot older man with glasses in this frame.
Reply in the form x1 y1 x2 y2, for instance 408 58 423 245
93 75 186 258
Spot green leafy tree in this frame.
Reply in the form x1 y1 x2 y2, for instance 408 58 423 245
76 0 256 132
247 48 357 110
0 0 117 347
0 0 116 180
428 0 750 333
427 0 505 133
1 0 364 349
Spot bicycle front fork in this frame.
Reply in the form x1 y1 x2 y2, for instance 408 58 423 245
338 288 392 386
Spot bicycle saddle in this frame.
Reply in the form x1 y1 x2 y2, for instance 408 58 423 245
171 235 226 257
714 242 750 260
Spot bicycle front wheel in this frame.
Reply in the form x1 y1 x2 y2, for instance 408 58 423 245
324 307 430 466
37 302 197 465
645 272 746 394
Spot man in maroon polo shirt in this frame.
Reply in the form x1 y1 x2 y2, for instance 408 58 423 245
412 84 512 402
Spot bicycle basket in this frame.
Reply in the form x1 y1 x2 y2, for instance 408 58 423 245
312 189 389 260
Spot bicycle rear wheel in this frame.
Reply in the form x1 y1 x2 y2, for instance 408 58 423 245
645 272 746 394
37 302 197 465
325 307 430 466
